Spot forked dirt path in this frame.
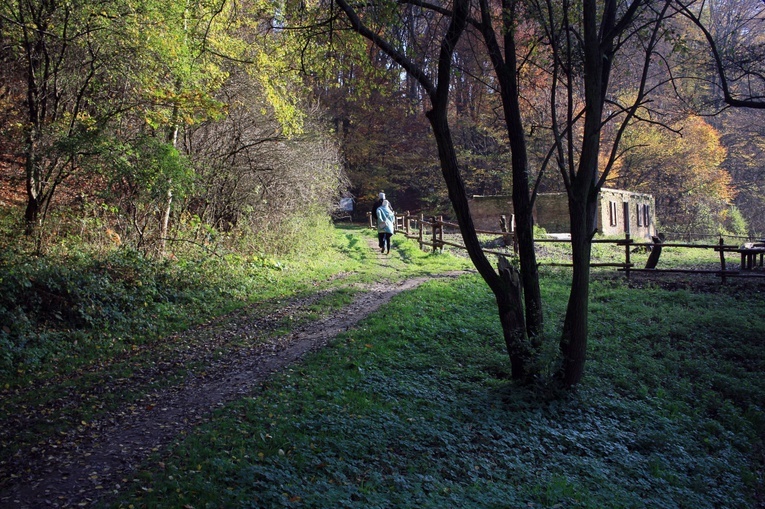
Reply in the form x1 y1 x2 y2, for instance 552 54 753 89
0 242 468 508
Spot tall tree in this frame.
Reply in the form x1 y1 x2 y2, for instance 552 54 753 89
324 0 675 387
331 0 536 380
539 0 673 385
0 0 124 236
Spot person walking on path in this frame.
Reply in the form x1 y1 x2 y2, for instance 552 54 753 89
376 199 395 254
371 192 385 227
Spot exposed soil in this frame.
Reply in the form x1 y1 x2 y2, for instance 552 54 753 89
0 242 468 509
610 268 765 295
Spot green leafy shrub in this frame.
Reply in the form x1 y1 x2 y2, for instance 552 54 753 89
0 246 269 376
721 205 749 237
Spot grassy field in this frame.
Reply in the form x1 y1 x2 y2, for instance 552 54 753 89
1 225 763 508
0 224 472 483
106 234 764 508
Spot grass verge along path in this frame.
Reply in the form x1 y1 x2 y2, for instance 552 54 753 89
112 272 765 509
0 229 470 508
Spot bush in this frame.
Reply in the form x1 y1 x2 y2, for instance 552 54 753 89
0 246 245 376
236 208 337 257
721 205 749 237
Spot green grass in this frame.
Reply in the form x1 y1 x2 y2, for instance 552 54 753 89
111 272 765 509
0 226 471 470
499 233 741 271
0 226 469 380
3 223 763 508
436 229 734 271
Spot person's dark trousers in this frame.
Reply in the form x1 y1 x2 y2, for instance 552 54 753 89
379 232 392 253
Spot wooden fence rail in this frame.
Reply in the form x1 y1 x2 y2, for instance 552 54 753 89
373 212 765 281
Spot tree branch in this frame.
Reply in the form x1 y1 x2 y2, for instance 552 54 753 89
674 0 765 109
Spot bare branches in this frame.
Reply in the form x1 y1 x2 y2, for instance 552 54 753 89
332 0 436 95
598 0 674 190
674 0 765 109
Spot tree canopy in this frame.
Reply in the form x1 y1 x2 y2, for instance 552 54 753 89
0 0 347 255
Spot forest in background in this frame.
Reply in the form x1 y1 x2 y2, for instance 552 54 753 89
319 0 763 239
0 0 763 259
0 0 349 258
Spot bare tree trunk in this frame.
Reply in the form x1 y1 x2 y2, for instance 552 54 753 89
160 107 181 257
497 256 528 377
426 105 532 381
559 187 596 386
23 34 43 236
553 0 616 387
159 185 173 256
22 132 52 239
23 141 40 234
477 0 543 345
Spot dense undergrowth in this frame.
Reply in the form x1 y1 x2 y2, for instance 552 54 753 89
112 271 765 508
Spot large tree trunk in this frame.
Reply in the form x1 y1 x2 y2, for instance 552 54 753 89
559 184 597 387
426 106 532 381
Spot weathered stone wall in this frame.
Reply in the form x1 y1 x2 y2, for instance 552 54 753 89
598 188 656 239
468 189 657 239
467 195 513 231
533 193 569 233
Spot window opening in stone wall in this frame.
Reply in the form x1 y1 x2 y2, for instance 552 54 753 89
609 201 618 226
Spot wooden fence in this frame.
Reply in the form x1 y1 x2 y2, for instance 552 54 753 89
372 212 765 281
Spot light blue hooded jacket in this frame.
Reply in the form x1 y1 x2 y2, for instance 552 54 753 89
376 200 395 234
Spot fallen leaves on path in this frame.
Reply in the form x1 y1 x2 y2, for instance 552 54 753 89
0 269 467 508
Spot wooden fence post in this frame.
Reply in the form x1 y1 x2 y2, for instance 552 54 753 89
404 212 410 236
419 214 424 251
500 215 518 254
438 216 444 251
719 237 727 284
624 233 632 280
431 216 438 252
645 235 663 269
500 215 510 248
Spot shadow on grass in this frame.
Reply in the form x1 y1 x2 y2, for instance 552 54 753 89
116 274 764 509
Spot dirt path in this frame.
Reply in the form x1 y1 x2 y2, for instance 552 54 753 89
0 243 467 508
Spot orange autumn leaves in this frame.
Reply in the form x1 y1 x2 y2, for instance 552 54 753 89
612 115 734 230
